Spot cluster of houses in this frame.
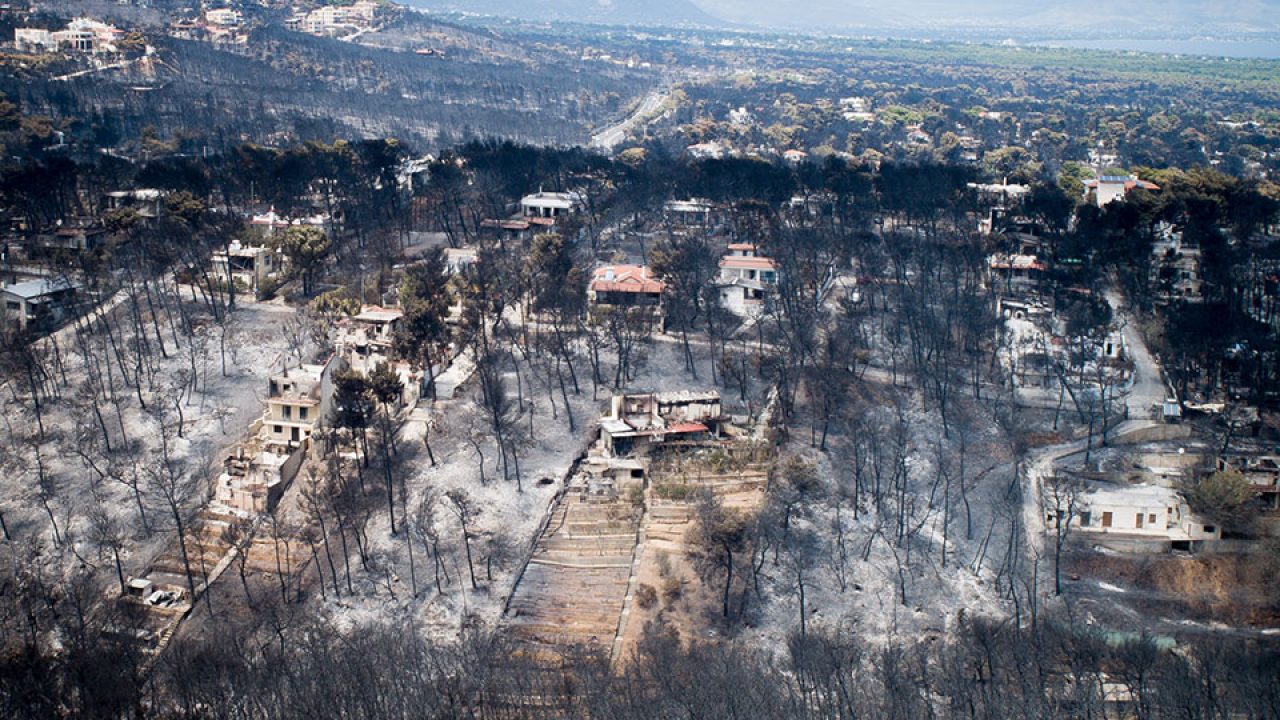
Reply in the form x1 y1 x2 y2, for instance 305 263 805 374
169 8 249 44
286 1 381 37
214 303 420 514
13 18 124 54
583 241 780 321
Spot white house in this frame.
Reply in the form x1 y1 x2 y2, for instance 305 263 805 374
211 240 279 296
1085 174 1160 208
204 8 243 26
716 243 778 317
1072 484 1220 552
263 357 342 451
519 191 581 220
1 278 81 334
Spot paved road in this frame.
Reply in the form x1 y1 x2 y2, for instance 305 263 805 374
590 90 666 150
1106 288 1167 418
1021 285 1169 607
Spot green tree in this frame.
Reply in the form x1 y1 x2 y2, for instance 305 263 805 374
272 226 331 296
1182 470 1257 535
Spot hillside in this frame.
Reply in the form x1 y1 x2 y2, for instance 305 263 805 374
405 0 722 27
1 15 655 152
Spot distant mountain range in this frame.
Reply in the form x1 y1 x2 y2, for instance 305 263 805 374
408 0 1280 36
696 0 1280 35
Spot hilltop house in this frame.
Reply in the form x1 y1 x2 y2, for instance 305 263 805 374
16 18 123 54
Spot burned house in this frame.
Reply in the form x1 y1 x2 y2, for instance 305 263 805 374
211 240 281 296
598 390 724 458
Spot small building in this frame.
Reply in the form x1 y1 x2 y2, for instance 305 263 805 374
599 390 724 458
588 264 664 308
1217 451 1280 512
686 142 729 160
782 149 809 166
1085 174 1160 208
336 306 403 375
664 198 714 220
211 240 279 296
444 246 478 275
14 28 54 52
717 243 779 317
247 210 328 239
520 191 581 220
1 278 80 334
39 226 108 252
988 254 1047 295
105 189 166 219
204 8 243 26
1072 484 1220 552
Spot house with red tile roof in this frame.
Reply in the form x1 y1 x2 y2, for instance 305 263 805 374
588 264 665 308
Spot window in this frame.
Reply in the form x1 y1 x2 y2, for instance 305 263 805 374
1136 513 1144 529
283 406 291 420
1149 513 1157 524
1203 525 1216 534
299 407 308 420
1101 511 1113 528
273 424 282 434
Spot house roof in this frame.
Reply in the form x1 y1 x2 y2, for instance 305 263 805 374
1086 176 1160 191
726 242 757 252
1085 484 1179 509
989 254 1047 272
520 191 581 209
590 265 664 294
721 256 778 271
354 306 403 323
1 278 79 300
